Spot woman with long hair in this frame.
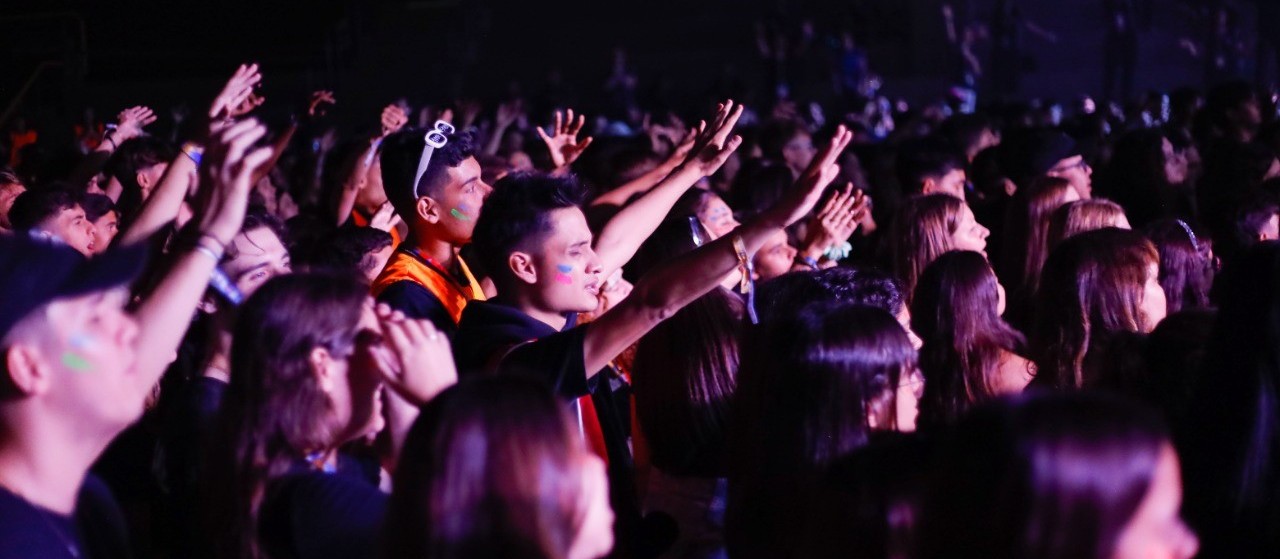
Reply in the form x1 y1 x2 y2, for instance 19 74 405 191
384 377 614 559
1030 228 1166 393
998 176 1079 327
1046 198 1132 248
915 393 1199 559
201 272 455 559
912 250 1030 429
888 194 989 303
1144 219 1215 314
725 303 920 558
628 216 743 556
1178 243 1280 556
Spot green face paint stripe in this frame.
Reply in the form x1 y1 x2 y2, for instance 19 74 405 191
450 208 472 221
61 352 92 372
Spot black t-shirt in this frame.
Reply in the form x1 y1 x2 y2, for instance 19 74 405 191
156 376 228 555
0 474 131 559
375 281 457 339
257 458 388 559
455 299 642 553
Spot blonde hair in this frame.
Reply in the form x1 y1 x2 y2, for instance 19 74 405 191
1048 199 1129 249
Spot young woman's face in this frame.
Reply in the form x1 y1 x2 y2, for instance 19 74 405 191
330 301 385 444
1139 262 1167 332
1110 444 1198 559
995 273 1008 317
894 367 924 433
950 204 990 257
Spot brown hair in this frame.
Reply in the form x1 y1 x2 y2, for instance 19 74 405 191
1002 176 1077 294
1047 199 1129 249
889 194 966 303
1030 228 1159 390
384 377 593 559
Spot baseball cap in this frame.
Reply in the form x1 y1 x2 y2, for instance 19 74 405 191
0 232 148 339
999 129 1081 185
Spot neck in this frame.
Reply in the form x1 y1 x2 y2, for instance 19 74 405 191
0 408 106 515
506 291 569 331
410 232 457 269
204 314 235 382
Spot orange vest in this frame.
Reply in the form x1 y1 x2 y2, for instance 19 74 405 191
370 248 485 323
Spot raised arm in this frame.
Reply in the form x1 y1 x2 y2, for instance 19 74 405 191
537 108 594 175
119 65 262 245
127 118 274 398
581 125 853 374
588 126 697 208
332 104 407 226
68 106 157 187
591 101 743 279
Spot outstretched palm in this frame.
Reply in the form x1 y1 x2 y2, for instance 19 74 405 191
537 108 594 169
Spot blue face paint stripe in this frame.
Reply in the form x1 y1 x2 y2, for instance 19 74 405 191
556 264 574 273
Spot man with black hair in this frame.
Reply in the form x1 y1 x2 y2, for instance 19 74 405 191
7 188 97 256
896 137 969 198
371 127 491 336
80 194 119 255
454 112 851 554
999 128 1093 199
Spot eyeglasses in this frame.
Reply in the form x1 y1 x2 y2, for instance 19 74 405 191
412 120 456 199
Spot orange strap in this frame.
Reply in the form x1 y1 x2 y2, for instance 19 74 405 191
350 210 402 246
370 250 485 323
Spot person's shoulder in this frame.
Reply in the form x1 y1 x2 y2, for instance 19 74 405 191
276 469 387 513
0 487 46 554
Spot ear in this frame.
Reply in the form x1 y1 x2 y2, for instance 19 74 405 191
309 347 336 393
196 293 219 315
136 170 153 190
865 401 881 430
416 197 441 225
509 252 539 286
4 344 53 396
919 178 937 195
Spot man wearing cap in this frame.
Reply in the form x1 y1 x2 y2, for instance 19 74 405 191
1002 128 1094 200
371 126 492 338
0 119 269 558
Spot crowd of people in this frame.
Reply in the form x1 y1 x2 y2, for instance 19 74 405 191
2 52 1280 559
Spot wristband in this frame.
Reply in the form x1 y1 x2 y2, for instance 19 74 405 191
104 135 118 151
732 235 759 324
181 142 204 166
795 255 820 270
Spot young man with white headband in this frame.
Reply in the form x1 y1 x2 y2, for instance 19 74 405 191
372 121 492 338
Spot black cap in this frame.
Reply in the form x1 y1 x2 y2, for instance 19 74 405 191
0 233 148 339
998 129 1080 184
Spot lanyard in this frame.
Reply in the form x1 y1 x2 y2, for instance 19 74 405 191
403 248 474 299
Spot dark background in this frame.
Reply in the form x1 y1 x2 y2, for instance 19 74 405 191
1 0 1273 143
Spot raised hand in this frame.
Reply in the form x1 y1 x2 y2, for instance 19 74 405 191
680 100 745 177
495 99 524 129
368 200 402 232
802 183 867 256
367 304 458 405
763 125 853 229
456 98 483 128
196 118 276 246
307 90 336 119
380 104 409 138
227 92 266 119
209 63 263 121
114 106 157 141
537 108 594 170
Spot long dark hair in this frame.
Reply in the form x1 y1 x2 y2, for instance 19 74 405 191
915 392 1173 559
1030 228 1158 391
631 217 743 477
888 194 966 303
384 377 593 559
912 250 1026 428
726 303 917 558
1098 128 1179 227
999 175 1076 296
1178 242 1280 556
1144 219 1214 314
202 272 369 559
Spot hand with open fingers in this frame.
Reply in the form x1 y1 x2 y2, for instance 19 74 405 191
368 201 402 233
681 100 745 177
380 104 409 138
373 306 458 405
495 99 524 129
803 183 864 254
227 92 266 119
764 124 854 229
537 108 594 170
197 118 276 246
209 63 263 121
114 106 157 141
307 90 336 119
